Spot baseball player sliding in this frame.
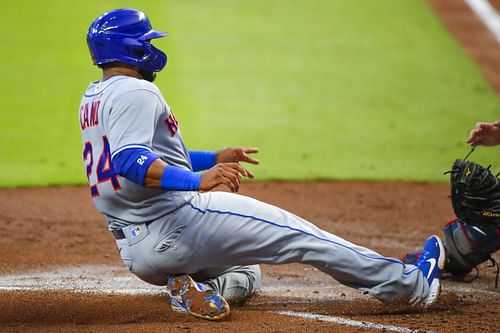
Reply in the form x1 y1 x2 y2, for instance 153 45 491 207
80 8 444 321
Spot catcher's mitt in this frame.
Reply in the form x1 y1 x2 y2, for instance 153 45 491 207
446 159 500 228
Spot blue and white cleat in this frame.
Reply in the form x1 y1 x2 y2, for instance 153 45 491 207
167 275 230 321
415 235 445 307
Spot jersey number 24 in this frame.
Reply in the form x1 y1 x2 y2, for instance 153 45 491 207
82 136 121 197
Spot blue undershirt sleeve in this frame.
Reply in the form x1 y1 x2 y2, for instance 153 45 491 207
189 150 217 172
160 166 201 191
112 148 160 186
112 147 202 191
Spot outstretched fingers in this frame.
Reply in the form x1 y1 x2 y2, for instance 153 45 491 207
241 148 260 165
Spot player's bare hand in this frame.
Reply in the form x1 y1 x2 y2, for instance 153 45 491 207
466 121 500 147
200 163 253 192
216 147 260 165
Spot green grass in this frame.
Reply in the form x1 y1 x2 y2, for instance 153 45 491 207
0 0 499 187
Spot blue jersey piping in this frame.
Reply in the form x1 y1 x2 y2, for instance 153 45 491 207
111 143 152 160
188 203 418 276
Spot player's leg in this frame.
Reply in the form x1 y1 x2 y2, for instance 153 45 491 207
190 265 262 305
116 191 441 308
154 191 441 305
114 222 260 320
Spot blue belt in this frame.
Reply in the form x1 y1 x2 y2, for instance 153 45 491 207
111 222 153 240
111 229 126 240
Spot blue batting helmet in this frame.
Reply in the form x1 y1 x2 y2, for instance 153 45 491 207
87 8 167 72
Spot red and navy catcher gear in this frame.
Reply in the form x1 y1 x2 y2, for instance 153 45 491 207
404 218 499 287
443 219 499 279
87 8 167 73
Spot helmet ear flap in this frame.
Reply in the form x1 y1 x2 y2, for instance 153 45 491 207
133 48 146 58
141 43 167 72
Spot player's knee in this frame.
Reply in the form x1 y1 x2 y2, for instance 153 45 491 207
123 258 168 286
238 264 261 292
220 265 261 305
134 271 168 286
249 264 262 291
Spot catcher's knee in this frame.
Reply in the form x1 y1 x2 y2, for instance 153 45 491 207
443 219 499 276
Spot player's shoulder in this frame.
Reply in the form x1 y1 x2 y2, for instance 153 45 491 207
113 79 166 107
112 76 163 98
84 75 163 101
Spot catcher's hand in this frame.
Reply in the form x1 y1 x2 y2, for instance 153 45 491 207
466 121 500 147
447 159 500 228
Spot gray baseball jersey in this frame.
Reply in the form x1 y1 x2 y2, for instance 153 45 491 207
79 75 430 305
79 75 197 229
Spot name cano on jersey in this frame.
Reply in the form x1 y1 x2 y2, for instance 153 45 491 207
80 98 180 136
80 99 100 130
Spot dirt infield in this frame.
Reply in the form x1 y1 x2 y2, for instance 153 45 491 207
0 182 499 332
2 1 500 332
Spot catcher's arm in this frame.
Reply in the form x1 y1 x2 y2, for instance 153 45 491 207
467 120 500 147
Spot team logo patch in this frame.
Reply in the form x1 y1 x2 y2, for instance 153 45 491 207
130 226 141 238
165 111 179 136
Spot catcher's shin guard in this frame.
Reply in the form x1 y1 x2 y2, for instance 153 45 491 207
443 219 499 279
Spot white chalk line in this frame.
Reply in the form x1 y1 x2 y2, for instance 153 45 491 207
272 310 434 333
465 0 500 42
2 265 498 331
0 265 364 300
1 266 496 296
0 265 164 295
0 265 498 297
1 265 498 292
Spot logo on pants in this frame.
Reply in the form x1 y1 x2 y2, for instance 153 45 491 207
130 226 141 238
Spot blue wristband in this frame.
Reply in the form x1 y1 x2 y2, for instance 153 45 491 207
160 165 202 191
189 150 217 172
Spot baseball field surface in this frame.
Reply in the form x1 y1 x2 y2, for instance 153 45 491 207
1 182 499 332
1 0 499 332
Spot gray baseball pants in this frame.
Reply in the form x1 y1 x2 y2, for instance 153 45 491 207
115 191 429 304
